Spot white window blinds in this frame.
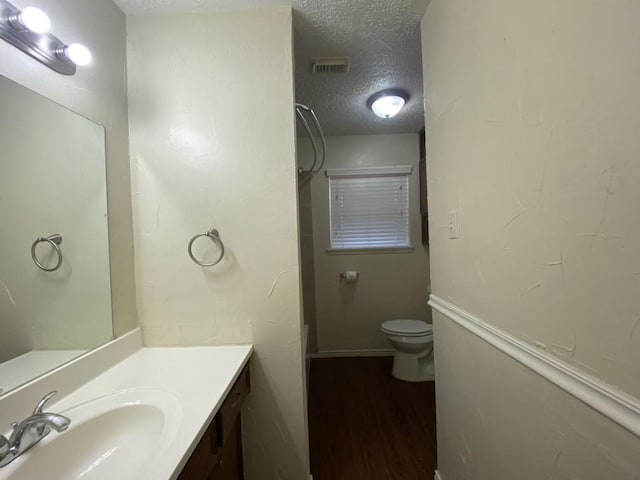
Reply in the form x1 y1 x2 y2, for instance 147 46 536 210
328 166 411 250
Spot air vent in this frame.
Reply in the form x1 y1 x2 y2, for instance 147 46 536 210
312 57 350 74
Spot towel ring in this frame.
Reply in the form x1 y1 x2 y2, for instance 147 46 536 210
31 234 63 272
188 229 225 267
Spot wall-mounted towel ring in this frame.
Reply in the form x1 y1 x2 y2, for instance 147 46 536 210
31 234 63 272
188 229 225 267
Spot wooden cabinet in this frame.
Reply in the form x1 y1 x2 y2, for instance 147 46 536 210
178 363 251 480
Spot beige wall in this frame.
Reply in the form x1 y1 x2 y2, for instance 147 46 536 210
422 0 640 477
127 9 309 480
434 311 640 479
0 0 137 338
306 134 431 352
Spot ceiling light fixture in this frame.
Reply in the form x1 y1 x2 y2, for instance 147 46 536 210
367 89 409 119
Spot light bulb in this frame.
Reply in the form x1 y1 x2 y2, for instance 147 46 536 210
371 95 406 118
367 89 409 119
64 43 92 66
16 6 51 34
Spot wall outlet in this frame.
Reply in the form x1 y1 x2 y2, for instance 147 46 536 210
447 210 459 239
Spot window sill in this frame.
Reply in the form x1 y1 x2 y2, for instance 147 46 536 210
326 246 415 255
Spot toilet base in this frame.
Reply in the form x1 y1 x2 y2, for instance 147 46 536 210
391 351 434 382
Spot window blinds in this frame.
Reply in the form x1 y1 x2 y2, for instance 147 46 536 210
328 168 411 249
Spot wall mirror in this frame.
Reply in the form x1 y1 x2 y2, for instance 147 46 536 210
0 74 113 396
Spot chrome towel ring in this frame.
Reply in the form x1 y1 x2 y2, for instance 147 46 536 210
188 229 225 267
31 234 63 272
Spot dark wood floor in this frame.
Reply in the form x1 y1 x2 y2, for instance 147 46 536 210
308 357 437 480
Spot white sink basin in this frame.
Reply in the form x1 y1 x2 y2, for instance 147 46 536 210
0 388 182 480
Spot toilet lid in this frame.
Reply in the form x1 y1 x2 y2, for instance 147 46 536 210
381 319 432 336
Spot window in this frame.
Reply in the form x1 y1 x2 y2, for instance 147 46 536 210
327 166 412 251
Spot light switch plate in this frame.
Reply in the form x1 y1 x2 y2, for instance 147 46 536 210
447 210 459 239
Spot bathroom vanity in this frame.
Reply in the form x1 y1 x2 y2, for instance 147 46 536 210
0 71 258 480
0 331 253 480
178 362 251 480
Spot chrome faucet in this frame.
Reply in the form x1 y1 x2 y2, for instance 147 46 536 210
0 391 71 467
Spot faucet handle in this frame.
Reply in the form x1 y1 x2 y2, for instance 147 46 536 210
33 391 57 415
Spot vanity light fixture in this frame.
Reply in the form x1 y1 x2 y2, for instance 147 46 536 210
8 6 50 33
0 0 92 75
58 42 92 66
367 89 409 119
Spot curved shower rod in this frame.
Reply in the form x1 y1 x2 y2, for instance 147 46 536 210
295 103 326 177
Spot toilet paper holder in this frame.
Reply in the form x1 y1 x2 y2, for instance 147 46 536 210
339 271 359 282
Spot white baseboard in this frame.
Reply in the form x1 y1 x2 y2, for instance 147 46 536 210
434 470 443 480
429 294 640 438
309 348 394 359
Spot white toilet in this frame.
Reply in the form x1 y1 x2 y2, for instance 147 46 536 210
381 319 434 382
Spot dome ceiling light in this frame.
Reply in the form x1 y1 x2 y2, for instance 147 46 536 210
367 89 409 119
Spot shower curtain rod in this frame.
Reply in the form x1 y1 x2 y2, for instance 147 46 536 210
295 103 326 177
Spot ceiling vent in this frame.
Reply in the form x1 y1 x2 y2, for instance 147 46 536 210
312 57 350 74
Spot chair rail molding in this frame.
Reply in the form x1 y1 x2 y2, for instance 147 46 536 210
428 295 640 439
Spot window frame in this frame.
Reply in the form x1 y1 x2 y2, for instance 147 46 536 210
326 165 414 254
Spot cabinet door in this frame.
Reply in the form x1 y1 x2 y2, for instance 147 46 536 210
177 421 218 480
179 362 250 480
214 416 244 480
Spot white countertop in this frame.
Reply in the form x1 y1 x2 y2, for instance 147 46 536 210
0 349 86 395
2 343 253 480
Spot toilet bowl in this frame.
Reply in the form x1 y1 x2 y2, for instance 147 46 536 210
381 319 434 382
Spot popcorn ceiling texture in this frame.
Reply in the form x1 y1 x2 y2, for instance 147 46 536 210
113 0 429 135
293 0 427 135
114 0 290 12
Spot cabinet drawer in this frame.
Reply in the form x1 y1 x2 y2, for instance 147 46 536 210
216 364 250 447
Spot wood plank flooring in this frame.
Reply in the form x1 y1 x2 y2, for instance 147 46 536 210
308 357 437 480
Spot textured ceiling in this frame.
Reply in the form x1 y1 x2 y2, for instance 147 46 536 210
293 0 427 136
114 0 429 136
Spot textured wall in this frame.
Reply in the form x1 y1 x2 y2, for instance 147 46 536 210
433 311 640 479
0 76 112 360
114 0 429 136
127 9 309 479
305 134 431 352
0 0 137 338
422 0 640 477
